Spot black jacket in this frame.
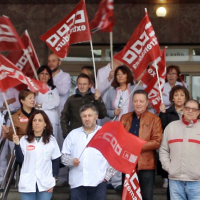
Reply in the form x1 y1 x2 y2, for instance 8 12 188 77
159 105 180 131
60 89 106 138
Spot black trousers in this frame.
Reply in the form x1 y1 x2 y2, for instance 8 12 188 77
70 181 107 200
122 170 155 200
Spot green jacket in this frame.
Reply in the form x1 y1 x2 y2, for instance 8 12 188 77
60 89 106 138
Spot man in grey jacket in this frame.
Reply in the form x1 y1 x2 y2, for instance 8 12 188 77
159 99 200 200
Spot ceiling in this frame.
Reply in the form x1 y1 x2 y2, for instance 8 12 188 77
0 0 200 4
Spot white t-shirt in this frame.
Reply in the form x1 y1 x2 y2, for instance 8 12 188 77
62 126 109 189
18 135 61 192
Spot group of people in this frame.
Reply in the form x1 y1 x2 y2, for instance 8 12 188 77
0 49 198 200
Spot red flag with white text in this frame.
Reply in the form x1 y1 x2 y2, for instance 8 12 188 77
144 48 166 113
114 11 161 80
122 171 142 200
86 121 146 174
90 0 114 33
7 30 40 91
40 0 91 59
0 16 25 51
0 54 48 94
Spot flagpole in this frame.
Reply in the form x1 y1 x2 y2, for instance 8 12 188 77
154 61 163 103
2 93 17 135
110 32 114 69
112 81 141 121
23 49 39 80
89 39 98 89
26 30 41 67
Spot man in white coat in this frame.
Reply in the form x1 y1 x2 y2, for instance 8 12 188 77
47 53 71 186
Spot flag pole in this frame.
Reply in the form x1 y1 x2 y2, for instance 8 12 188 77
26 30 41 67
112 81 141 121
110 32 114 69
23 49 39 80
154 61 163 103
2 93 17 135
89 39 98 89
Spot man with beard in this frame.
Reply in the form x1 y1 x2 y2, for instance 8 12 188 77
61 104 116 200
47 53 71 187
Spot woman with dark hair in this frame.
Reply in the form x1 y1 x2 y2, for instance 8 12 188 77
105 65 143 121
159 85 190 199
163 65 188 108
13 110 60 200
35 65 60 140
2 89 36 141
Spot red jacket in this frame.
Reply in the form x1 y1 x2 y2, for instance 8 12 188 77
120 110 162 170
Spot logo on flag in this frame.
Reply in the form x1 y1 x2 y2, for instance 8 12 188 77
86 121 146 174
122 171 142 200
0 16 25 51
40 0 91 58
114 11 161 80
143 48 166 113
90 0 114 33
7 30 40 91
0 54 48 94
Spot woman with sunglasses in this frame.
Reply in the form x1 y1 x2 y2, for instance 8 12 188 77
159 85 190 200
105 65 143 121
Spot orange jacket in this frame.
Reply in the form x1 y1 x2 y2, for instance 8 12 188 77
120 110 162 170
6 109 29 141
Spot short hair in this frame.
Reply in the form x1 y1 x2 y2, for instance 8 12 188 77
37 65 56 89
185 99 200 110
166 65 181 82
81 66 95 86
133 90 148 100
77 73 92 84
169 85 190 103
111 65 134 88
18 89 35 107
26 110 53 144
79 103 99 116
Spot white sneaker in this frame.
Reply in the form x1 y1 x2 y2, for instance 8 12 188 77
162 180 168 188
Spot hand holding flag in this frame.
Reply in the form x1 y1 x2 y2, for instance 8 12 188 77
86 121 146 174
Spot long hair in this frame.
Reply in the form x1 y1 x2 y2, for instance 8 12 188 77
37 65 56 89
111 65 134 88
26 110 53 144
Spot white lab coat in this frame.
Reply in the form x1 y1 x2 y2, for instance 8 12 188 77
53 70 71 116
97 63 113 125
18 135 61 192
35 87 60 140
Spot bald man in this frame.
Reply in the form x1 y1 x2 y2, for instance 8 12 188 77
48 53 71 187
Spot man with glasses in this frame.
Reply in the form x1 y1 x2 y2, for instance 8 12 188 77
159 99 200 200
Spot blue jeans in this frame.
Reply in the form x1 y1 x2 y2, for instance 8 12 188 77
71 181 107 200
20 184 53 200
169 179 200 200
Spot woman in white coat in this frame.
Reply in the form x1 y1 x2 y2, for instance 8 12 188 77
13 110 61 200
35 65 60 140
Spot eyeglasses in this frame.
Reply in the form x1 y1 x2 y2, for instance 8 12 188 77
118 97 123 108
167 73 177 76
184 106 199 112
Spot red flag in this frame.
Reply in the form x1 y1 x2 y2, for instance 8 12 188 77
40 0 91 59
90 0 114 33
86 121 146 174
0 54 48 94
144 48 166 113
7 30 40 91
0 16 25 51
114 11 161 80
122 171 142 200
